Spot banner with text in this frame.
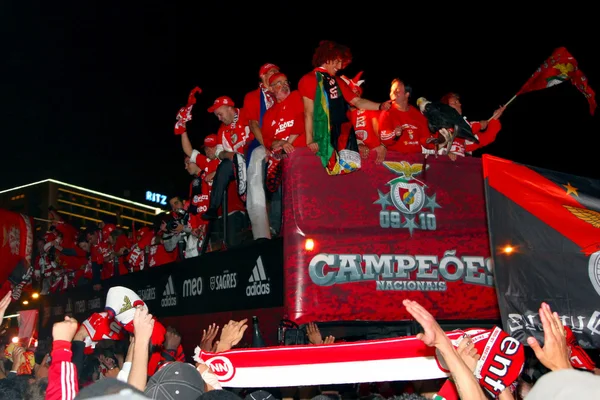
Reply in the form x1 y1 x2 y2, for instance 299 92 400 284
282 149 499 324
38 239 283 338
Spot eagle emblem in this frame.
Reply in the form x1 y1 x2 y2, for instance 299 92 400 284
547 63 575 87
563 205 600 228
563 205 600 297
374 160 441 235
382 161 426 182
382 161 429 215
118 296 133 314
553 63 575 79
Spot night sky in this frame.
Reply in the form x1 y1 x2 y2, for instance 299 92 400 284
1 3 598 205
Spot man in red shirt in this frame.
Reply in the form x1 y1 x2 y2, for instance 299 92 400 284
241 63 280 241
181 132 219 226
379 79 435 154
179 132 220 254
201 97 254 226
262 72 306 199
262 72 307 151
298 40 390 175
243 63 279 151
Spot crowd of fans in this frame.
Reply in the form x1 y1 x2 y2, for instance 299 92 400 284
2 38 599 399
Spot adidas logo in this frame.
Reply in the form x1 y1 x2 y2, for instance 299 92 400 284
161 275 178 307
246 256 270 297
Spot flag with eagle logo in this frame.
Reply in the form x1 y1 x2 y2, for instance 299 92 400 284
516 47 596 115
482 154 600 349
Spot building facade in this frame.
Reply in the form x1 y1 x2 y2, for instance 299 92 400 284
0 179 165 233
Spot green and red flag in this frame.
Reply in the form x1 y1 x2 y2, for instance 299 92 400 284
313 72 361 176
517 47 596 115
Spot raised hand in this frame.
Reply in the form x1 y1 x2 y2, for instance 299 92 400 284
200 323 220 352
527 302 572 371
403 299 450 350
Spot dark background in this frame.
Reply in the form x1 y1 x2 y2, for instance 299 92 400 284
1 2 598 205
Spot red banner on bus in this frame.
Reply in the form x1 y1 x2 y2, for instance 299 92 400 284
282 149 499 324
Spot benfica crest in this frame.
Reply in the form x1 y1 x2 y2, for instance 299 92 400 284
374 161 441 235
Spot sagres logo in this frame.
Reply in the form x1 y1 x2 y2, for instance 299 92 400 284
205 355 235 382
374 161 441 235
161 275 177 307
246 256 270 296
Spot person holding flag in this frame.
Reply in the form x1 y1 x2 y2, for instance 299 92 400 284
298 40 391 176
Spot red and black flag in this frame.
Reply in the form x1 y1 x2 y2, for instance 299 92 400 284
517 47 596 115
483 154 600 349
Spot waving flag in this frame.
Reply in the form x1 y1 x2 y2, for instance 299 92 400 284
483 154 600 348
517 47 596 115
0 209 34 300
174 86 202 135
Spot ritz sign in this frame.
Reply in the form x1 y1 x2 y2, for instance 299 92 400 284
146 190 167 206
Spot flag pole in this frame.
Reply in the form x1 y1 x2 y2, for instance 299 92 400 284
488 94 518 121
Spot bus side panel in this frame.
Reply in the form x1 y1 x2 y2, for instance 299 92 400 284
282 149 500 325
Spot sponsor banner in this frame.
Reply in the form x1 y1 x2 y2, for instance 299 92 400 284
483 154 600 348
37 239 283 337
282 149 500 324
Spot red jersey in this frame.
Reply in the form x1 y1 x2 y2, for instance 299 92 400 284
216 108 254 155
262 90 307 149
348 109 381 149
379 105 433 153
298 67 358 104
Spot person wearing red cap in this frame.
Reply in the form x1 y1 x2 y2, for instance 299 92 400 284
180 131 219 238
243 63 280 147
202 96 254 223
298 40 391 175
240 63 280 240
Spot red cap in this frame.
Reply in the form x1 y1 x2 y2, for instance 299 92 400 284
268 72 287 86
259 63 279 77
203 134 217 147
207 96 234 113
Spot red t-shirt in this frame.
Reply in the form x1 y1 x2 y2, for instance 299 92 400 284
379 105 433 153
261 90 306 149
